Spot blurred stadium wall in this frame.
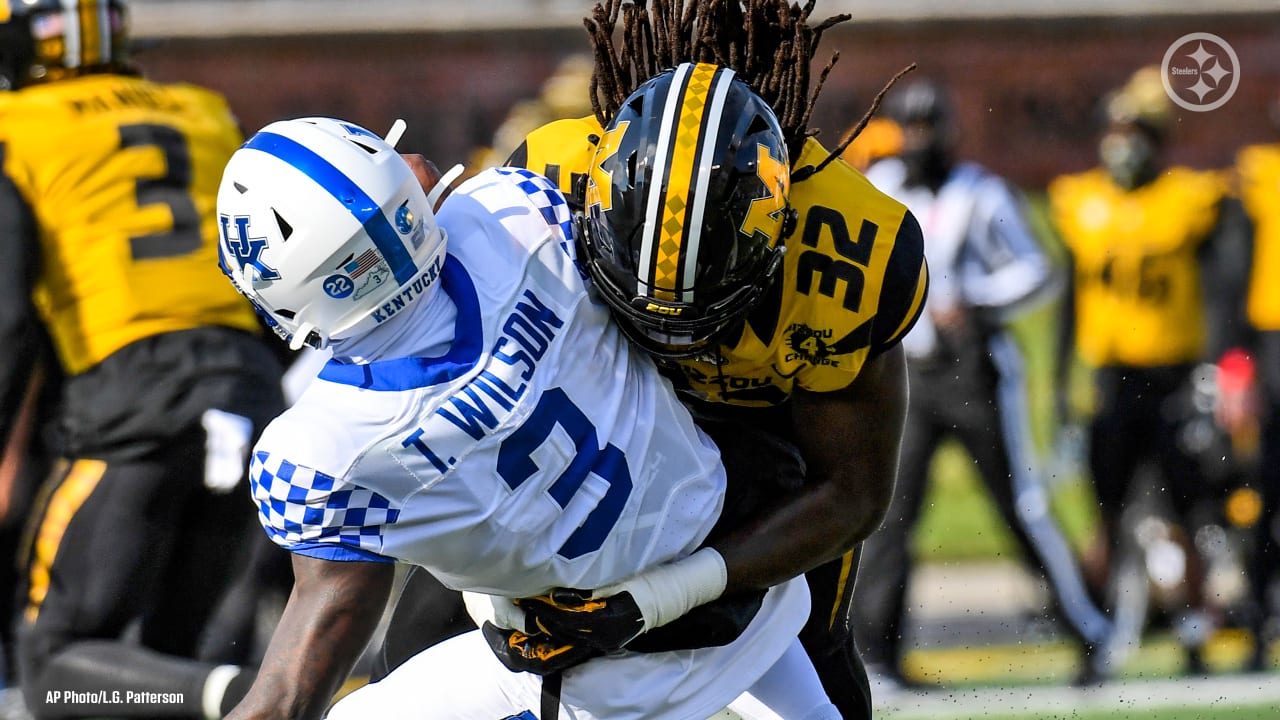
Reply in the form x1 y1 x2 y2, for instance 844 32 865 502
130 0 1279 188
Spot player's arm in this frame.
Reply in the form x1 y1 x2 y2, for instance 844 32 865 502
713 345 907 594
226 554 393 720
964 180 1058 318
1199 196 1255 358
520 212 925 650
661 207 922 593
517 351 908 651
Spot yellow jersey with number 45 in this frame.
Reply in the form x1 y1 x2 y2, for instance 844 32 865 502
511 116 928 407
1048 167 1227 368
0 74 259 375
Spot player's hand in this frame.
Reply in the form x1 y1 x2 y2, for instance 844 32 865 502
518 547 728 652
930 304 970 336
480 621 601 675
518 587 647 651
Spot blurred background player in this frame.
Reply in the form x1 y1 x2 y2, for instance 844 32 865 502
0 1 284 717
840 116 903 174
465 53 594 176
853 77 1113 689
1048 66 1252 675
1230 88 1280 671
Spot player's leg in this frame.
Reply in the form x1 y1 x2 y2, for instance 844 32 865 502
16 450 246 718
0 357 56 689
965 335 1111 653
1151 371 1216 672
197 530 294 666
327 631 545 720
1085 366 1157 665
1086 368 1149 582
370 566 473 681
726 638 841 720
143 453 256 659
795 554 868 718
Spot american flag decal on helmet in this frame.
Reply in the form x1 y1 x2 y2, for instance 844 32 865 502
345 249 382 278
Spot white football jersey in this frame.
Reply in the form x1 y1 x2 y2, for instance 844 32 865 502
250 167 809 719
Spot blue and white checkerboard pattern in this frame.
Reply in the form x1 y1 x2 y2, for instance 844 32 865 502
250 450 400 555
496 166 574 244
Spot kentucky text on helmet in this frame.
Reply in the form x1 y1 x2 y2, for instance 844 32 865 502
370 255 444 324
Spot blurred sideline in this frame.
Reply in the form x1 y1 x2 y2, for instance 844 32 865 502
128 0 1280 38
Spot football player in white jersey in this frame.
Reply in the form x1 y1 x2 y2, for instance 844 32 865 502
214 116 838 720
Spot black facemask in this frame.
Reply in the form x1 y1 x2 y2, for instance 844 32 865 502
1099 131 1158 190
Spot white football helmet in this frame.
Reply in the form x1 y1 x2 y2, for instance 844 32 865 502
217 117 447 350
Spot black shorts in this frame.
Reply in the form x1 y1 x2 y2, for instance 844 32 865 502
16 327 285 681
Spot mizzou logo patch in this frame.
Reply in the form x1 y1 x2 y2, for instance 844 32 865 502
785 323 840 367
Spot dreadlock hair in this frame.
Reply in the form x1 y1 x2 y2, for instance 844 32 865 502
583 0 914 180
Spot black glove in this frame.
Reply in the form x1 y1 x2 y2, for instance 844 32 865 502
517 587 646 652
480 620 601 675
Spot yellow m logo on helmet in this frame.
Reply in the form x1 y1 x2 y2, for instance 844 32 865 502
585 121 630 213
740 143 790 242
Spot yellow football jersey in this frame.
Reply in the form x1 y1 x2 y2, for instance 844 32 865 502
1236 144 1280 331
513 117 928 406
1048 167 1227 367
0 74 260 375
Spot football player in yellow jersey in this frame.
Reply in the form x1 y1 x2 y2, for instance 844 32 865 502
1232 102 1280 670
1049 67 1250 673
491 2 926 716
0 2 284 717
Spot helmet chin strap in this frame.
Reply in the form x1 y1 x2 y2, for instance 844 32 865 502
289 321 322 351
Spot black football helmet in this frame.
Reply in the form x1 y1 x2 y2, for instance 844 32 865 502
0 0 131 90
578 62 792 359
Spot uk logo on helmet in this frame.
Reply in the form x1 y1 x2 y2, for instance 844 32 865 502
219 215 281 281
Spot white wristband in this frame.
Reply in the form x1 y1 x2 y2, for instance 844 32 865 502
596 547 728 631
462 591 527 632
